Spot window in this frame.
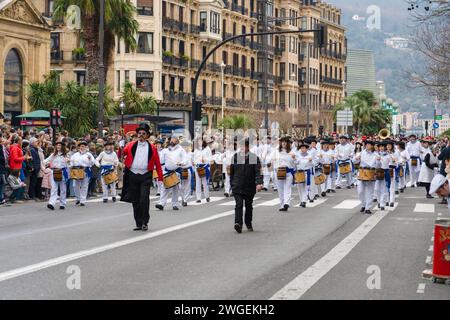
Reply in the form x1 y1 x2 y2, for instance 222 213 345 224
162 36 166 51
116 38 121 54
210 11 220 34
241 86 245 100
76 71 86 86
170 76 175 91
202 80 207 96
125 70 130 84
136 71 154 92
200 11 207 32
4 49 23 114
280 90 285 105
179 40 185 55
137 32 153 53
280 62 285 80
137 0 153 16
162 75 166 91
46 0 54 17
179 78 184 93
50 32 60 51
222 51 228 65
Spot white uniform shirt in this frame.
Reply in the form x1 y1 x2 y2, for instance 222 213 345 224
96 151 119 167
399 149 410 165
360 149 378 168
130 141 149 175
162 144 186 171
296 152 314 171
70 151 95 168
182 151 193 169
45 153 68 169
319 149 334 165
406 141 421 158
336 143 354 161
193 147 212 166
272 149 296 169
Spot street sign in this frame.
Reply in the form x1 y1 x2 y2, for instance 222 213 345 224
336 109 353 126
435 115 443 121
433 122 439 129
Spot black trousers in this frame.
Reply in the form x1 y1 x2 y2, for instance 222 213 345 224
128 171 152 227
28 170 38 199
234 193 255 226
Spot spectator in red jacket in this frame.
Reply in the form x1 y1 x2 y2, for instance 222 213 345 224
9 134 28 171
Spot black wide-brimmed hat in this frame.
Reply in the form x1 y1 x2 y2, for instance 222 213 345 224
78 140 88 146
136 122 151 134
364 140 376 146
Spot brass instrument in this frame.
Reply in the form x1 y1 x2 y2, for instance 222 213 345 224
378 128 390 140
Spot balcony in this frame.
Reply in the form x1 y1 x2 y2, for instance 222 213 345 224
320 103 334 111
190 59 201 69
298 54 305 62
255 102 276 110
162 17 189 33
72 52 85 63
278 104 287 111
207 62 221 73
226 98 252 108
274 47 284 56
50 50 63 63
190 24 201 35
320 76 344 86
163 91 191 105
250 12 258 19
231 3 249 15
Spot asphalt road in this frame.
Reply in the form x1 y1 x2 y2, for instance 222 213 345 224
0 184 448 300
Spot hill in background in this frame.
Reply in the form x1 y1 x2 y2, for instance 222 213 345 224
326 0 432 117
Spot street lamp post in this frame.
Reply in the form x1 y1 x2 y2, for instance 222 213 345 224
97 0 105 139
220 61 226 132
119 101 125 134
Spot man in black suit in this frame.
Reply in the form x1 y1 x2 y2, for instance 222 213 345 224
230 138 263 233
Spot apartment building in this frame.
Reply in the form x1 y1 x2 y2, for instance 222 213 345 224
0 0 50 125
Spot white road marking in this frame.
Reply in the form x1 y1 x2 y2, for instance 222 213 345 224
254 198 280 207
426 256 432 264
332 200 361 210
416 283 426 294
438 213 442 217
429 245 433 252
431 236 434 242
0 209 237 283
218 197 260 206
414 203 435 213
270 209 391 300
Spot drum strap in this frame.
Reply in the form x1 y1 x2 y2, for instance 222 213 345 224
394 166 400 183
410 156 422 165
384 169 391 189
189 167 195 191
85 167 93 179
306 169 312 186
101 165 113 175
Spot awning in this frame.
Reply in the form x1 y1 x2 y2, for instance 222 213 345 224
16 110 66 119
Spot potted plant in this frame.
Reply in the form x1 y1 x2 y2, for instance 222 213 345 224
72 47 85 61
162 50 174 58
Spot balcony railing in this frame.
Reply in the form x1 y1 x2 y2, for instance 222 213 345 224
255 102 276 110
50 50 63 63
320 103 334 111
72 52 85 63
162 17 189 33
298 54 305 62
163 91 191 105
320 76 344 86
320 48 347 61
231 3 249 15
226 98 252 108
274 47 284 56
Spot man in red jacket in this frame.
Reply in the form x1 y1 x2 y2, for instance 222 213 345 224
121 123 163 231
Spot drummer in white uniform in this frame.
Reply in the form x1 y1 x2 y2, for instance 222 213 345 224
336 135 354 189
95 141 119 203
193 139 212 203
45 141 70 210
295 142 314 208
358 140 379 214
180 140 194 206
222 139 236 197
272 136 296 211
70 141 95 206
156 134 187 211
406 134 422 188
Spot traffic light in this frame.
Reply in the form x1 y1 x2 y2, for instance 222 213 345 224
314 24 328 48
319 125 324 136
50 108 60 127
192 100 203 122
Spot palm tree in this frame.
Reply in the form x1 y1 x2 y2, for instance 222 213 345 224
108 82 157 116
53 0 139 85
218 114 255 130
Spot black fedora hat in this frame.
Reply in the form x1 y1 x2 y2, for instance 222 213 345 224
136 122 150 135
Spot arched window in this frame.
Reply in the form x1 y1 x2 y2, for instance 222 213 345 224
4 49 23 119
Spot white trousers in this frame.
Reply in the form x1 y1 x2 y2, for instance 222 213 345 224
375 179 387 206
337 172 352 187
181 172 192 203
409 160 420 186
277 174 293 208
73 177 89 204
160 183 180 207
297 183 308 203
195 171 209 201
358 180 375 210
48 176 67 207
388 177 396 204
101 176 116 200
224 172 232 195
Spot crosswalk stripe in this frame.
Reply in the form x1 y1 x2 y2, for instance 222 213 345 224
218 197 260 206
414 203 435 213
254 198 280 207
333 200 361 210
295 198 327 208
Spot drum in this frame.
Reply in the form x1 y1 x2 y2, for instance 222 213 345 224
323 164 331 176
226 166 231 176
181 168 189 180
339 162 351 174
411 158 418 167
376 168 385 180
359 168 376 181
314 174 326 185
354 163 361 170
294 171 306 184
163 171 180 189
389 168 395 178
70 167 85 180
153 169 158 179
197 166 206 178
277 167 287 180
103 170 118 185
399 166 404 177
53 169 63 182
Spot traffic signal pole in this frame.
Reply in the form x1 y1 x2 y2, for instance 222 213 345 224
189 27 323 139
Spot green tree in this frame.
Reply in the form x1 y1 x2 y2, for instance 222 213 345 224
353 90 377 107
27 71 61 110
53 0 139 85
218 114 255 130
108 82 157 116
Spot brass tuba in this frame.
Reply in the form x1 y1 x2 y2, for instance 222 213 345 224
378 128 390 140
